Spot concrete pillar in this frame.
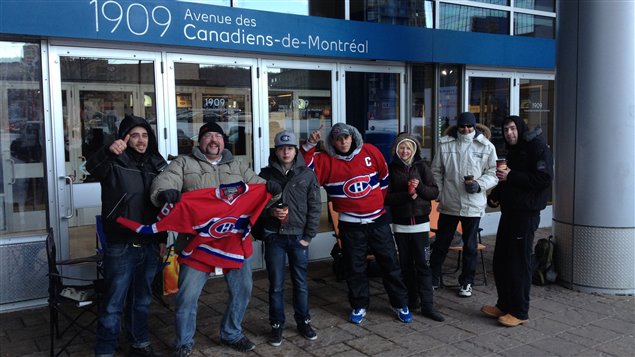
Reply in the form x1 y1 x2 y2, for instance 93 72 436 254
554 0 635 294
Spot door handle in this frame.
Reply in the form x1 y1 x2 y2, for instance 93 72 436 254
6 158 15 184
60 175 75 219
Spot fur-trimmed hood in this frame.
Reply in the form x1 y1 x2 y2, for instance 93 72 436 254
443 123 492 140
323 123 365 160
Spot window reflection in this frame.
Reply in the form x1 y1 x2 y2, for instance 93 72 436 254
514 13 555 39
439 3 509 34
410 64 434 162
234 0 309 15
438 64 461 140
520 79 554 150
351 0 433 27
174 63 253 166
0 41 46 234
468 77 510 156
346 71 400 163
515 0 555 12
266 68 332 147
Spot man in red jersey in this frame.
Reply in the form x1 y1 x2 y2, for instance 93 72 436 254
301 123 411 325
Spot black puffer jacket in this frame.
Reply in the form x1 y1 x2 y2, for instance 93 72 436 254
385 133 439 225
86 115 168 245
489 116 553 214
258 149 321 241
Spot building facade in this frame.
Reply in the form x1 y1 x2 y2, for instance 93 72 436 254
0 0 556 310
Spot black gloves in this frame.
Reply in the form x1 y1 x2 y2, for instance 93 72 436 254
158 189 181 204
465 180 480 194
266 180 282 196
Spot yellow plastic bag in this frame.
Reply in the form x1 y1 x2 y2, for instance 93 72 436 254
162 246 180 295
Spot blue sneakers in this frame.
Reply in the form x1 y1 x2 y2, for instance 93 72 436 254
349 308 367 324
395 306 413 323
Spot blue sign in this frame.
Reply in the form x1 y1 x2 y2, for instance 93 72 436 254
0 0 554 68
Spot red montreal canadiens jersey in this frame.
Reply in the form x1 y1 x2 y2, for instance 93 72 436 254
301 144 388 220
116 182 271 272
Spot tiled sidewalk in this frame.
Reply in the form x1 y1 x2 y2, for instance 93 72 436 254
1 228 634 356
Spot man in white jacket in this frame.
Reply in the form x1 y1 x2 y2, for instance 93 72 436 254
430 112 498 297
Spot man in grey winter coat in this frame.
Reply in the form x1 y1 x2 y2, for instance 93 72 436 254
150 121 279 356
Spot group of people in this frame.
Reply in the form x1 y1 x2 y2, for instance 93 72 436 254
88 111 552 357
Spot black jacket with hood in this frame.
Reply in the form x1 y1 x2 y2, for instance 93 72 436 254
385 133 439 225
489 115 553 215
86 114 168 245
258 149 321 241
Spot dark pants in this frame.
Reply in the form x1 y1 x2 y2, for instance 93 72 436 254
493 213 540 320
339 221 408 310
429 214 481 286
394 231 434 309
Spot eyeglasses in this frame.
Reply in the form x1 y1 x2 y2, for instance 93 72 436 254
459 124 473 129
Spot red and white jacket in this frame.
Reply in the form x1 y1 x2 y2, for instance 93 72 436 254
117 182 271 272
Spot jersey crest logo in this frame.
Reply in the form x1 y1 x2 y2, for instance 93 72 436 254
343 175 372 198
208 217 238 238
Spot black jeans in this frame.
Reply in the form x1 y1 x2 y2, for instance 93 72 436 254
394 231 434 309
429 214 481 286
339 221 408 310
493 212 540 320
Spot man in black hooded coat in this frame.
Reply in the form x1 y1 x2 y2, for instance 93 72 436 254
87 114 167 356
480 115 553 327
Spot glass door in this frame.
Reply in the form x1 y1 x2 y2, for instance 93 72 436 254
261 61 336 149
340 64 405 163
518 74 555 150
166 55 257 168
465 71 512 155
0 82 46 234
465 70 554 156
49 47 164 262
260 60 336 258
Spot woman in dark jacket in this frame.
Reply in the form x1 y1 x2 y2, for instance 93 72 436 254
385 133 444 322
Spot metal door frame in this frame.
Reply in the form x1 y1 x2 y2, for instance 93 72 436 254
47 45 165 260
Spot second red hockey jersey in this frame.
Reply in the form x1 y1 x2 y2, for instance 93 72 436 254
117 181 271 272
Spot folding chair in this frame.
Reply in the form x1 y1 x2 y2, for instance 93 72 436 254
46 227 103 357
429 201 487 286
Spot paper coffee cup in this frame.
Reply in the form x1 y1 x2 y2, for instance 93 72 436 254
496 159 507 170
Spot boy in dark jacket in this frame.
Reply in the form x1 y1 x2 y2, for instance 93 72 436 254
481 115 553 327
385 133 444 322
87 114 167 357
259 130 322 346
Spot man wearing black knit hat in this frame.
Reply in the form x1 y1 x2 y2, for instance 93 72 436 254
151 121 280 355
430 112 498 298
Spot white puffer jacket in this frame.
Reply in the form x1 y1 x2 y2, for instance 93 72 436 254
431 124 498 217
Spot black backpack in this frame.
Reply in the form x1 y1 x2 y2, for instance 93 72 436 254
532 235 557 285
